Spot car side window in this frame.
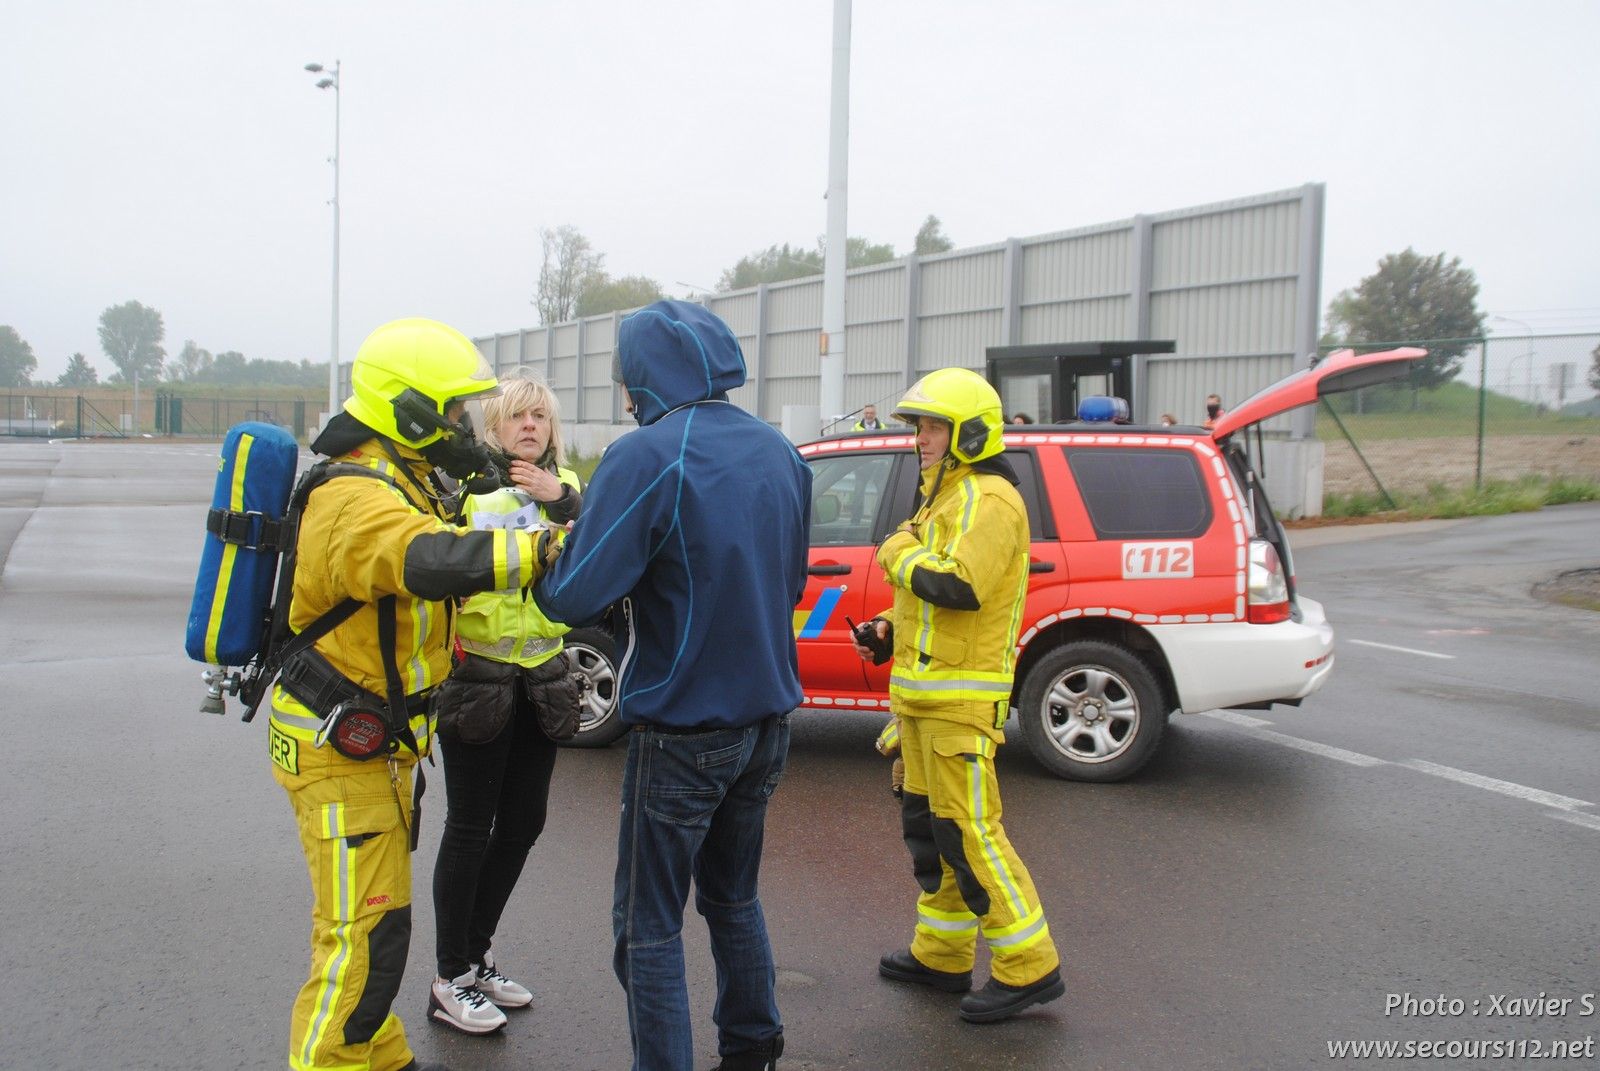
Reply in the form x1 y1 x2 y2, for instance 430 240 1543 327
871 450 1047 542
1063 447 1212 539
807 453 897 546
1005 448 1050 541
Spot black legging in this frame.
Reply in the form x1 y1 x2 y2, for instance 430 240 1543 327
432 685 559 979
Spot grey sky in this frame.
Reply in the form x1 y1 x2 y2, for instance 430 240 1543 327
3 0 1596 383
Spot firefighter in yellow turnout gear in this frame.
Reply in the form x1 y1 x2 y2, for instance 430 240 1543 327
269 319 554 1071
856 367 1065 1024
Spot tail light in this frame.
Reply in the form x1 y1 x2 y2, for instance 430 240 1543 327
1247 539 1291 624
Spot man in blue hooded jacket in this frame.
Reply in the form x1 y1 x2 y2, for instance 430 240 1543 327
534 300 811 1071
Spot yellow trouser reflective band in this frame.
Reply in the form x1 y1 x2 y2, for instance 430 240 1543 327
968 750 1029 919
985 906 1050 952
301 836 358 1065
320 803 346 838
917 905 980 933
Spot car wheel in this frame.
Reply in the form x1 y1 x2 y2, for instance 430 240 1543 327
560 627 626 748
1017 640 1166 782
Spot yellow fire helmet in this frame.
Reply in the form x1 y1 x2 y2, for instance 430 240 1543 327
344 318 499 446
891 367 1005 464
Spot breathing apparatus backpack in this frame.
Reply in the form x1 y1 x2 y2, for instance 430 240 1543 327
185 422 422 760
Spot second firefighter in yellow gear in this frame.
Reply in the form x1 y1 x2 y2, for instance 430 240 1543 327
862 366 1065 1024
269 317 555 1071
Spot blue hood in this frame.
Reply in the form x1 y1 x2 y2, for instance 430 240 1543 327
616 300 747 426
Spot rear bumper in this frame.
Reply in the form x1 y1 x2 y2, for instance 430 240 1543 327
1149 596 1336 713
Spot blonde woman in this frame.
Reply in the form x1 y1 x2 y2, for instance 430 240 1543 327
427 373 582 1035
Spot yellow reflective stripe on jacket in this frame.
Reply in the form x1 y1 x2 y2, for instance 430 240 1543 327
202 432 253 662
889 668 1013 699
456 472 578 667
269 688 433 750
882 462 1029 731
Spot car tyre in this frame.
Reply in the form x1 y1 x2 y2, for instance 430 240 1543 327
560 627 626 748
1017 640 1166 782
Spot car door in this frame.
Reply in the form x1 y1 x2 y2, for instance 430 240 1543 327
854 443 1064 694
799 448 902 693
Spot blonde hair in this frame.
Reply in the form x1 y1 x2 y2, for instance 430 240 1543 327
482 370 565 468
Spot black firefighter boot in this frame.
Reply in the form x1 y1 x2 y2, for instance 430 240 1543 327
710 1033 784 1071
958 968 1066 1024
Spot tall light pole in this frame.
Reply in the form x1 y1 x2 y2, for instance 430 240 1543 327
305 61 341 422
818 0 851 432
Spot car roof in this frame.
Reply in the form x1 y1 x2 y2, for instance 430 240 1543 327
804 423 1211 448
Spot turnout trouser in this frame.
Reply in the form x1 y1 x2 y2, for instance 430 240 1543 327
274 745 417 1071
898 714 1060 987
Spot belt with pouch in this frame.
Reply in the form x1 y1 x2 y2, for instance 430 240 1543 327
280 647 431 761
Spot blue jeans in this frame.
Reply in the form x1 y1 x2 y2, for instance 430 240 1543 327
613 714 790 1071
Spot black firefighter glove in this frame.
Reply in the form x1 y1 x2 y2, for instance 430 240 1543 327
852 617 893 665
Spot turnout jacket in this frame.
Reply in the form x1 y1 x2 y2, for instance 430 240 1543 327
269 438 545 760
456 465 581 668
875 457 1028 738
534 301 811 730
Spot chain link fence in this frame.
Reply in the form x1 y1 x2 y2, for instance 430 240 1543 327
1316 333 1600 501
0 388 321 441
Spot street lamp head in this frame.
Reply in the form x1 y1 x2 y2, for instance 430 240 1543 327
304 62 324 73
315 78 335 90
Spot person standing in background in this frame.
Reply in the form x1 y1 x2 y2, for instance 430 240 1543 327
853 404 884 430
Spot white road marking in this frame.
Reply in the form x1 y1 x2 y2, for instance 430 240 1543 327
1245 728 1389 767
1396 759 1595 812
1193 714 1598 832
1555 812 1600 833
1197 709 1273 728
1347 639 1454 660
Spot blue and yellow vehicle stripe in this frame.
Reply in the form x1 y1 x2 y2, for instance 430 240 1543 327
794 586 845 639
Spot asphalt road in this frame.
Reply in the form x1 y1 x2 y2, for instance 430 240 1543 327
1 440 1596 1071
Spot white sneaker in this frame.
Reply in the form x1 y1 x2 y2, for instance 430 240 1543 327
475 951 533 1008
429 970 507 1034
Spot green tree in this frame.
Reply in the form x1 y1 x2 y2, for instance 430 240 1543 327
716 236 898 290
913 214 954 255
534 225 605 324
577 274 666 317
717 242 823 290
1588 341 1600 394
1323 249 1484 394
168 340 213 382
58 352 98 387
98 301 166 385
0 325 38 387
208 350 248 382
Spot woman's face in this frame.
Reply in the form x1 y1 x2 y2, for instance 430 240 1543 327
496 399 552 463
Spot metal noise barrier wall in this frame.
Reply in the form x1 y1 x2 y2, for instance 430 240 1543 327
475 183 1327 438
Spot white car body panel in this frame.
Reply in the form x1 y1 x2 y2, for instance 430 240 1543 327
1147 596 1335 713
